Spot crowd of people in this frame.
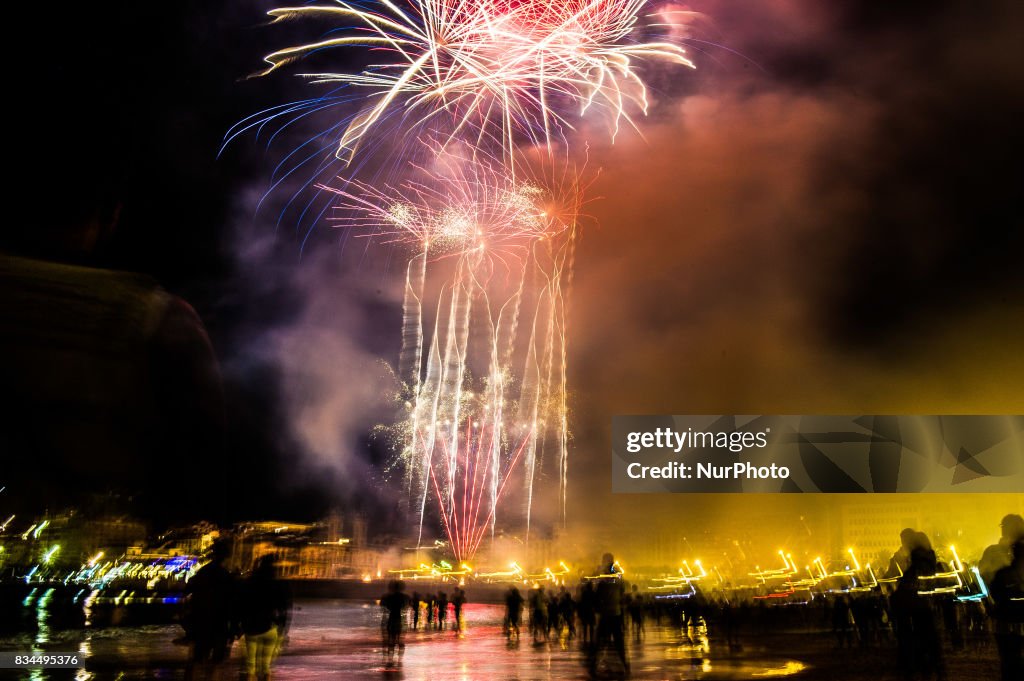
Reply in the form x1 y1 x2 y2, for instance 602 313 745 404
375 517 1023 680
380 552 642 675
876 514 1023 680
376 584 469 664
178 514 1023 680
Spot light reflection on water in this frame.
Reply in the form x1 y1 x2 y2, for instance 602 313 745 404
1 599 809 680
753 660 808 677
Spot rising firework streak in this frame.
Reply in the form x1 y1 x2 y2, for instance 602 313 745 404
322 148 586 560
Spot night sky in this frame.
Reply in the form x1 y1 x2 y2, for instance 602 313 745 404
3 1 1022 536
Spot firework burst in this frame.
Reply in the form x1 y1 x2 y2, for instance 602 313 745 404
258 0 695 163
318 145 581 265
237 0 696 561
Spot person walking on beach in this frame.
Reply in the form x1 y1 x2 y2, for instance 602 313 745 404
238 555 291 681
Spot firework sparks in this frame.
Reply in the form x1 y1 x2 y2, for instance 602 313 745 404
322 150 585 561
258 0 695 163
318 146 579 264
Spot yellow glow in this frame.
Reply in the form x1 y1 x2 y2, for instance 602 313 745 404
950 545 964 572
752 661 808 677
848 547 861 571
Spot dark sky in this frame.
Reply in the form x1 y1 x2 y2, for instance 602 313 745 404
4 1 1022 535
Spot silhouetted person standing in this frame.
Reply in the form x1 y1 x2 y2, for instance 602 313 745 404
530 587 548 643
184 540 236 681
380 580 410 666
437 590 449 630
832 596 855 649
238 555 291 681
547 589 561 638
411 591 421 630
627 585 645 643
721 599 741 651
980 514 1024 589
891 544 944 681
887 528 917 578
587 553 629 678
578 580 596 646
989 541 1024 681
505 586 524 642
452 588 466 631
558 586 576 639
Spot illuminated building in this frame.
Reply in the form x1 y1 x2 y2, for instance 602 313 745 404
231 513 386 579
